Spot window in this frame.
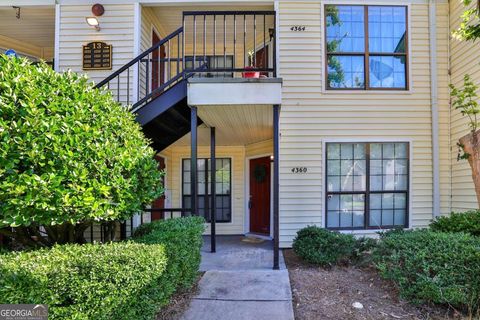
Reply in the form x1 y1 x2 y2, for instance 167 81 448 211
185 55 234 77
326 142 409 229
182 158 231 222
325 5 408 90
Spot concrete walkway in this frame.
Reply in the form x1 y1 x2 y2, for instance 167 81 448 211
180 236 294 320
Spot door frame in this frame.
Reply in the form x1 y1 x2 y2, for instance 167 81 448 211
244 153 273 238
150 25 166 94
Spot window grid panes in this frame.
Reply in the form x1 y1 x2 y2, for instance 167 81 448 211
325 5 408 90
326 142 409 230
182 158 231 223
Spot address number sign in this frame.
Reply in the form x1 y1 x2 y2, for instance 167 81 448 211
291 167 308 174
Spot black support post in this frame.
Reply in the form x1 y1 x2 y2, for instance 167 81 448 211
210 127 216 253
273 104 280 270
190 106 198 216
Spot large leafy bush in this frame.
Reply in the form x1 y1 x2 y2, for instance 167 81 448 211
373 230 480 313
0 55 162 244
0 217 205 319
292 226 357 266
430 210 480 236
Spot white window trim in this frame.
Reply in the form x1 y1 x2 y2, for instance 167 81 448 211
321 138 413 233
320 2 413 94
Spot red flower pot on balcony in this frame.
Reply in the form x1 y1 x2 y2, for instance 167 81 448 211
243 66 260 78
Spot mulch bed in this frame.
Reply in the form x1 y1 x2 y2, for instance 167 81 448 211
283 249 465 320
156 272 203 320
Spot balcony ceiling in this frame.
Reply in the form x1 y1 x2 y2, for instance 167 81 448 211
170 104 273 147
0 6 55 49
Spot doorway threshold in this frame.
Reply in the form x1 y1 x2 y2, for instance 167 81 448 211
245 233 272 241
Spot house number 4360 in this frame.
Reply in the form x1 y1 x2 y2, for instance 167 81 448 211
291 167 307 173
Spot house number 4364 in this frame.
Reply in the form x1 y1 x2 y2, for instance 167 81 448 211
291 167 307 173
290 26 306 31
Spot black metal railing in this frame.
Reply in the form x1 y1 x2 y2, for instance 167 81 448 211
95 27 185 110
85 208 192 243
95 10 276 110
182 11 276 77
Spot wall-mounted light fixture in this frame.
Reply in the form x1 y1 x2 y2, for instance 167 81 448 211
86 4 104 31
86 17 100 31
12 6 20 19
269 28 275 42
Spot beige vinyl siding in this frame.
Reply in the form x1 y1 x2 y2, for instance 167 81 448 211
437 2 453 216
277 1 451 247
449 0 480 212
57 4 135 104
163 145 246 235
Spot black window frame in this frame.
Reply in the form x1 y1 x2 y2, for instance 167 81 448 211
325 142 410 230
182 158 232 223
324 4 409 91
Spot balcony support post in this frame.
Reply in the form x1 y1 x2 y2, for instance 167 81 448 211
210 127 216 252
190 106 198 216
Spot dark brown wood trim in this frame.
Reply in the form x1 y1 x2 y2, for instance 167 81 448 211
324 4 409 91
324 142 410 230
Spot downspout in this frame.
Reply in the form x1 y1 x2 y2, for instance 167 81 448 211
429 0 440 218
54 3 60 72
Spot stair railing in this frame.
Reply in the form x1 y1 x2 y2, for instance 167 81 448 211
96 10 277 109
95 27 184 110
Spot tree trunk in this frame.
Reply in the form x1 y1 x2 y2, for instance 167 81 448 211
459 129 480 206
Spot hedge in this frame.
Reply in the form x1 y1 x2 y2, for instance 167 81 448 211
373 230 480 312
430 210 480 237
0 216 205 320
133 216 205 289
0 242 167 320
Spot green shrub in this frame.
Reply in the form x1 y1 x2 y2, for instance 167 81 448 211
0 55 162 246
0 242 168 320
0 217 205 319
373 230 480 312
292 226 356 266
430 210 480 236
351 237 377 264
133 216 205 289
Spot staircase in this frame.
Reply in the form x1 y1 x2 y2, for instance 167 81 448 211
95 27 202 152
95 11 276 152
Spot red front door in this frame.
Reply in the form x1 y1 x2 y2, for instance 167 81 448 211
151 155 166 220
151 30 165 93
255 46 269 77
249 156 271 235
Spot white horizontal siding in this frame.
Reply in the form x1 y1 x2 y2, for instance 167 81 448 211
277 1 451 248
57 4 135 104
449 0 480 212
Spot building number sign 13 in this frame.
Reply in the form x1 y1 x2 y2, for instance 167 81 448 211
290 26 306 31
291 167 307 174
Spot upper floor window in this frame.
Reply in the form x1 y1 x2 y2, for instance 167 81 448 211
325 5 408 90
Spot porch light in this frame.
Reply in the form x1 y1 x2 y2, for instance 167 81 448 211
269 28 275 41
86 17 100 31
270 155 274 162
